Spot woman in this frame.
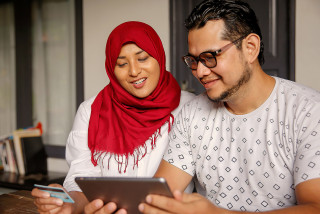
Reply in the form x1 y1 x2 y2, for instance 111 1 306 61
32 21 195 213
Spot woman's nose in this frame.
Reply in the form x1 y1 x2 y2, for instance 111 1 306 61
129 62 141 76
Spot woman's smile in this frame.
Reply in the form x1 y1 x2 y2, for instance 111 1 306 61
132 77 147 88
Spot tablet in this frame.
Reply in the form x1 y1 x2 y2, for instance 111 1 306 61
75 177 173 214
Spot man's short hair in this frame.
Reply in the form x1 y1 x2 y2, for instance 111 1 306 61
185 0 264 65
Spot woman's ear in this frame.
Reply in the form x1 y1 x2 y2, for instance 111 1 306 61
243 33 260 64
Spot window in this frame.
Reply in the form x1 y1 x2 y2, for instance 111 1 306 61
0 0 83 152
32 0 76 146
0 2 16 137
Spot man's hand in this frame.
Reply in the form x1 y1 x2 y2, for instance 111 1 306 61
138 190 222 214
83 199 127 214
32 183 74 214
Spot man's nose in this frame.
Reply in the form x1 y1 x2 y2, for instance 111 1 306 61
195 61 211 78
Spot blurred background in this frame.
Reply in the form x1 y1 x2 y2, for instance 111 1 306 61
0 0 319 172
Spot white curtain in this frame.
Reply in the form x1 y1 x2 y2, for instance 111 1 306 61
32 0 76 145
0 3 16 137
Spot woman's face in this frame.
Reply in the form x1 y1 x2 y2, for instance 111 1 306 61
114 43 161 98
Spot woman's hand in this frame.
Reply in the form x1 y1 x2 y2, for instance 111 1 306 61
32 183 74 214
83 200 127 214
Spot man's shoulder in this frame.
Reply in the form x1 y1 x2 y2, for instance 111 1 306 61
276 77 320 103
181 92 219 113
180 90 195 104
173 91 211 116
180 91 213 106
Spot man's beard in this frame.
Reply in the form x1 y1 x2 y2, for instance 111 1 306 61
208 62 252 103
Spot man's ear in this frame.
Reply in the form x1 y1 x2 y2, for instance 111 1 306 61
243 33 260 64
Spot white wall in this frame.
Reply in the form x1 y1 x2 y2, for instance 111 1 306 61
83 0 170 99
295 0 320 91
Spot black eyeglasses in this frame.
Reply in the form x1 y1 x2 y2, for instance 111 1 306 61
182 36 247 70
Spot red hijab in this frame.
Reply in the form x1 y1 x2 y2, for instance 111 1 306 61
88 21 181 173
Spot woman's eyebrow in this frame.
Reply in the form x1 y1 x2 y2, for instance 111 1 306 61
117 50 145 59
136 50 144 55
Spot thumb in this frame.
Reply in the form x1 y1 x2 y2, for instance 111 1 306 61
173 190 183 201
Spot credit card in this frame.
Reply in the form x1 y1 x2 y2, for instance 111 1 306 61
34 184 75 203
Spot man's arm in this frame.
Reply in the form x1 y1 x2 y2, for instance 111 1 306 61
139 178 320 214
154 159 193 192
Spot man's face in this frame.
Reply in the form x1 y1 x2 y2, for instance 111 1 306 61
187 20 251 102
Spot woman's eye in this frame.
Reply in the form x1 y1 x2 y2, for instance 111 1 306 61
138 56 148 62
117 62 127 67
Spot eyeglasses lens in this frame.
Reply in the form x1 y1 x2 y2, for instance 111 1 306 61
199 52 216 68
184 57 197 70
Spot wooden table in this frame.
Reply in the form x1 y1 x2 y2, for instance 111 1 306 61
0 190 38 213
0 171 66 190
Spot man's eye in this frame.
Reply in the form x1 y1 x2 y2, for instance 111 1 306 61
205 56 214 60
138 56 148 62
189 58 197 63
201 53 215 61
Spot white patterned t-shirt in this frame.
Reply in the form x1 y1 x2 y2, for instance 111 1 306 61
164 77 320 212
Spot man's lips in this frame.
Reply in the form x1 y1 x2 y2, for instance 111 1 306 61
201 78 219 89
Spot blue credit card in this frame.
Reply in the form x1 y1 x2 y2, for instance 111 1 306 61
34 184 75 203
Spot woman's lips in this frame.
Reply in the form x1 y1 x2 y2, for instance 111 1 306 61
132 77 147 88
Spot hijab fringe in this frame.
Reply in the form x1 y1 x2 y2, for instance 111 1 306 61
91 115 175 173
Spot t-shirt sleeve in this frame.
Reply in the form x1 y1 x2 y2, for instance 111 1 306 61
63 99 101 192
163 101 196 176
294 102 320 186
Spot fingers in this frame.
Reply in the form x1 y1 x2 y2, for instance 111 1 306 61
139 202 170 214
38 206 63 214
34 196 64 212
31 183 64 201
32 187 63 212
32 184 74 213
84 199 104 214
115 208 128 214
31 187 50 198
176 192 203 203
48 183 63 187
138 192 205 214
139 194 179 214
84 200 121 214
172 190 183 201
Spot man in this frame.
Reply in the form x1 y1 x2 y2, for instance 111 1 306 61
138 0 320 213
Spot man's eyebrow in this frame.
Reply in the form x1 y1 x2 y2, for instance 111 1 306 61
187 52 196 57
188 48 220 57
